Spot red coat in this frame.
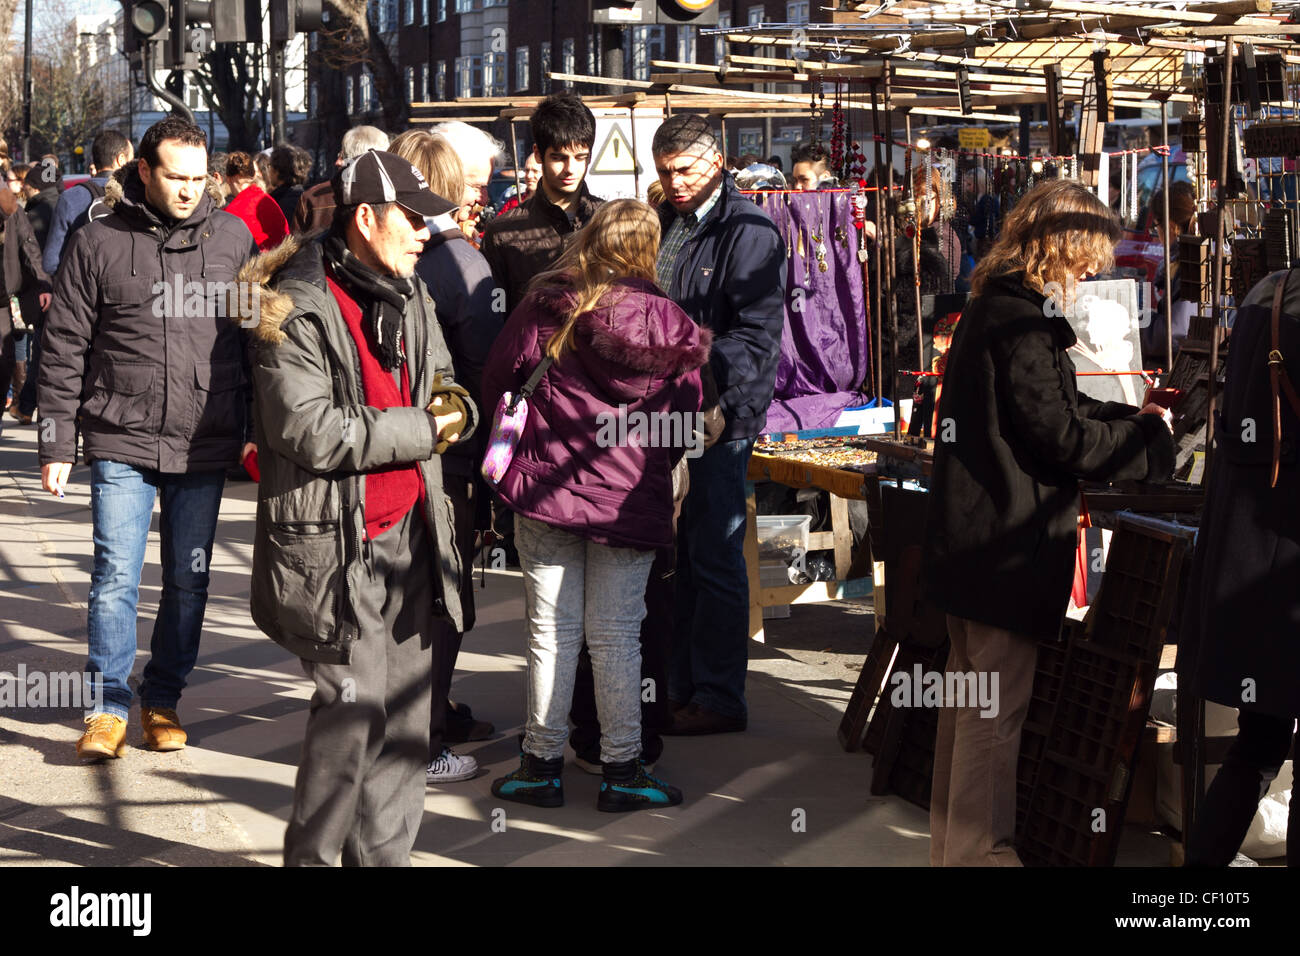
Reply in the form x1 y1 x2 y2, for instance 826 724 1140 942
225 183 289 250
482 277 711 551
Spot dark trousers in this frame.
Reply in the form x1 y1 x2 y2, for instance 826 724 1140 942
669 437 755 720
569 546 673 766
428 473 476 757
18 317 39 416
284 508 435 867
1187 709 1299 867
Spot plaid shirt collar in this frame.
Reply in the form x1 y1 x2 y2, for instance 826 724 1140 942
656 180 723 292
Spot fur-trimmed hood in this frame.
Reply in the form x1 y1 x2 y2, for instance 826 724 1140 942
528 276 712 403
227 232 309 346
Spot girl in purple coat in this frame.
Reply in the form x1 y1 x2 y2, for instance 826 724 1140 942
482 199 711 811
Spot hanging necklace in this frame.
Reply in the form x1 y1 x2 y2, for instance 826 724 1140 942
812 193 828 273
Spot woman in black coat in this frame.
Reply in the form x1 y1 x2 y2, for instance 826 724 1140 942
1177 267 1300 867
921 179 1175 866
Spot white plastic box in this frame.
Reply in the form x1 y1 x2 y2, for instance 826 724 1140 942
755 514 811 561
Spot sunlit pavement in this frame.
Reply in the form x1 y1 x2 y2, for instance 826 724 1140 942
0 421 1173 866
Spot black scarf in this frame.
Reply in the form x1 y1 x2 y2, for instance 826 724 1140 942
324 233 415 371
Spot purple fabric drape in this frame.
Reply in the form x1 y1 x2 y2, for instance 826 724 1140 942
750 190 872 432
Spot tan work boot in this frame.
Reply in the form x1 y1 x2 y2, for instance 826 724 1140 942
140 706 188 752
76 713 128 760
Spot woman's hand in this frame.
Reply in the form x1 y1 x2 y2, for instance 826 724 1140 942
1138 403 1174 432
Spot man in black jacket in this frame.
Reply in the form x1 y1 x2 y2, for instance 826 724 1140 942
38 117 255 762
653 114 787 735
480 91 602 316
0 172 52 430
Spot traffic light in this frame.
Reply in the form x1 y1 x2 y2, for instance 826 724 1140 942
210 0 263 44
590 0 718 25
271 0 326 43
169 0 213 69
123 0 167 56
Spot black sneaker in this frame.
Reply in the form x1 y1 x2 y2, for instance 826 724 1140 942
597 760 683 813
491 753 564 808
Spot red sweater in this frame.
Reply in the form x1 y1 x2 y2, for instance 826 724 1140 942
225 184 289 250
327 274 425 539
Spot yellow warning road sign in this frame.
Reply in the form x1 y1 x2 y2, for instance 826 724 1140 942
591 123 641 175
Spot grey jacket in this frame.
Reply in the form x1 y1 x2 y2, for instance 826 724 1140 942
38 165 255 471
236 235 477 664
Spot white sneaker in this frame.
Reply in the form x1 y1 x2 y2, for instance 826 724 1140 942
426 747 478 784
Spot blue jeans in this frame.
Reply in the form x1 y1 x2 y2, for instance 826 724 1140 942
670 436 755 720
86 460 227 719
515 514 654 764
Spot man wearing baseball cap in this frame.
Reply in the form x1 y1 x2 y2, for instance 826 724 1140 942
238 149 477 865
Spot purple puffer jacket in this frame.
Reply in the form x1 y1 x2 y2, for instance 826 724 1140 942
482 276 711 550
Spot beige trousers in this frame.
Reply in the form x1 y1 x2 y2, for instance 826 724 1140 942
929 614 1039 866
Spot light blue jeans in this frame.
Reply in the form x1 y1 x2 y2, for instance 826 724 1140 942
515 514 654 764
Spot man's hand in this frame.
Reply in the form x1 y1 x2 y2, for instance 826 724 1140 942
240 442 256 462
42 462 72 498
1138 403 1174 433
38 292 51 311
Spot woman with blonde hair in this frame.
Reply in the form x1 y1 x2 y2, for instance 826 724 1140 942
921 178 1175 866
389 130 504 784
481 198 711 812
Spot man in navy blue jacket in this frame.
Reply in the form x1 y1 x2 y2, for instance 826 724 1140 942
653 114 786 734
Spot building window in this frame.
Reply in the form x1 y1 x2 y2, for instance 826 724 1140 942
739 127 763 153
437 0 446 21
406 66 415 102
562 37 575 89
632 25 664 82
747 5 765 25
346 75 355 111
435 60 447 100
485 51 507 96
715 12 730 64
403 0 414 26
455 55 482 97
419 0 427 24
420 63 428 101
515 46 529 92
484 0 507 6
360 73 371 110
787 1 810 22
310 81 318 113
587 29 599 77
677 25 696 63
540 41 552 93
455 0 473 12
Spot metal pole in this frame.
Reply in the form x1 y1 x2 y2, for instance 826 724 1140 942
21 0 32 160
1161 99 1174 376
271 40 287 144
1207 41 1234 470
883 60 900 437
870 81 885 407
144 42 195 124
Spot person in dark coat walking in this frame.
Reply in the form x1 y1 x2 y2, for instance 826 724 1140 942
38 117 256 762
0 169 52 425
1177 267 1300 867
921 178 1175 866
482 199 710 812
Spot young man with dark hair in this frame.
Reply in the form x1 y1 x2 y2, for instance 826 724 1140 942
238 150 475 865
652 113 786 736
38 116 255 761
480 91 602 315
790 142 832 191
42 130 133 278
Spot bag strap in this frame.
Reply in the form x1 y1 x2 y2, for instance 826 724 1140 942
505 354 554 414
1267 269 1300 488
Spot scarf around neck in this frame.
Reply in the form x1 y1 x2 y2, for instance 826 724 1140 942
324 232 415 371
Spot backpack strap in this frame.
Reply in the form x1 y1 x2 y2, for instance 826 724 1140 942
1267 269 1300 488
79 180 106 200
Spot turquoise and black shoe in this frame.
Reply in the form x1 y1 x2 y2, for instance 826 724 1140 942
597 760 683 813
491 753 565 808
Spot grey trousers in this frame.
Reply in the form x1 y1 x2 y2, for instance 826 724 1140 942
929 614 1038 867
283 507 435 867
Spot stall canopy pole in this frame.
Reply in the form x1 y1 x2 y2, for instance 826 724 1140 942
883 59 901 438
1207 40 1235 473
1161 99 1174 375
870 80 885 407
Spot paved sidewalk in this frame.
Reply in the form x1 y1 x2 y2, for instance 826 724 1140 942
0 423 1173 866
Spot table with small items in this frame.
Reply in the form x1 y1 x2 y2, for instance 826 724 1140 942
743 429 934 642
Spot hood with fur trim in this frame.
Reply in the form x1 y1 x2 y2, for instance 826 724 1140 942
226 232 307 346
528 276 712 404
